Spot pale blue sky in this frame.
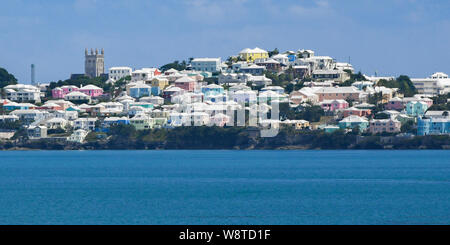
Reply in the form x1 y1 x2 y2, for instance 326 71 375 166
1 0 450 83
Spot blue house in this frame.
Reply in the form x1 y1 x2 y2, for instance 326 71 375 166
129 84 151 98
201 84 224 95
151 86 161 96
417 116 450 135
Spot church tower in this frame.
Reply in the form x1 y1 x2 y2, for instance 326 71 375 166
84 48 104 78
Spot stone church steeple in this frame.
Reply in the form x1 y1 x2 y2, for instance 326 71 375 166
84 48 104 78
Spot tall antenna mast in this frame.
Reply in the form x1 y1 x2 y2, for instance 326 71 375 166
31 64 35 85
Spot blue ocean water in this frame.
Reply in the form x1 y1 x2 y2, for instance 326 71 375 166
0 150 449 225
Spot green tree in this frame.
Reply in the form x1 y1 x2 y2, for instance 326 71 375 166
0 67 18 88
377 75 417 97
268 48 279 57
160 60 187 71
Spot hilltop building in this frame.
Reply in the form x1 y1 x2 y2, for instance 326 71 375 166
85 48 105 78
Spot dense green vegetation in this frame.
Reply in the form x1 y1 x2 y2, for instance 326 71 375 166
428 93 450 111
264 71 294 87
0 120 22 130
160 60 188 72
279 103 325 122
341 71 367 86
377 75 417 97
268 48 279 57
0 67 18 89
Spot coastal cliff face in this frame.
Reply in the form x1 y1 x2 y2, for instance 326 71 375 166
1 126 449 150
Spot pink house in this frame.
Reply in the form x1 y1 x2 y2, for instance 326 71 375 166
52 85 79 99
384 97 404 111
320 99 349 111
343 107 372 118
174 76 197 92
369 118 401 134
78 85 104 98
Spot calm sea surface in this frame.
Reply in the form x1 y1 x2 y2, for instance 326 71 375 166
0 150 449 224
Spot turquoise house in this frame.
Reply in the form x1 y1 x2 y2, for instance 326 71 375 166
406 101 428 117
338 115 369 132
323 125 340 133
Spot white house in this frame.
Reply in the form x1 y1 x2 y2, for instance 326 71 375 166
4 84 42 103
74 118 97 131
67 129 89 143
411 72 450 96
109 66 133 81
191 58 222 72
131 68 161 82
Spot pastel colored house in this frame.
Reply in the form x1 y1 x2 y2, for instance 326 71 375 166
201 84 224 95
289 89 319 105
323 125 340 133
320 99 349 111
0 115 19 123
169 112 191 126
130 114 155 130
74 118 98 131
256 58 282 73
64 91 91 103
79 85 103 98
339 115 369 132
108 66 132 81
271 54 289 65
67 129 89 143
368 118 401 134
174 76 197 92
239 64 266 76
162 86 185 99
342 107 372 118
45 118 69 129
52 85 79 99
140 96 164 105
131 68 161 82
229 90 257 103
27 125 47 139
3 102 36 111
11 109 48 125
385 97 404 111
280 119 310 130
210 113 230 127
261 86 284 94
239 47 269 62
417 114 450 136
191 58 222 72
314 87 361 102
406 101 428 117
102 117 130 128
205 93 228 103
258 90 288 104
150 77 169 90
312 69 350 83
129 83 152 98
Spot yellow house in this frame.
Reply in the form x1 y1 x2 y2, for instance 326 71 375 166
280 119 310 130
239 47 269 62
150 77 169 90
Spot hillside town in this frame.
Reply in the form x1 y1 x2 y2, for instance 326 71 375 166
0 47 449 149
